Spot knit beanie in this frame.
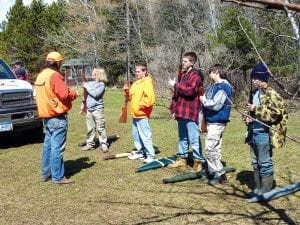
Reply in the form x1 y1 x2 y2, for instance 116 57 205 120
251 62 270 82
15 68 26 76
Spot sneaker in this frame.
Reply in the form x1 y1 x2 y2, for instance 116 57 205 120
101 144 109 153
81 145 94 151
131 150 138 155
143 157 155 164
128 152 145 160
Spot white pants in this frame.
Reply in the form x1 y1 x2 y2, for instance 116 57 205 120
205 123 226 178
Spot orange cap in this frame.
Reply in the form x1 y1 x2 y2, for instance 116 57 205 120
46 51 64 62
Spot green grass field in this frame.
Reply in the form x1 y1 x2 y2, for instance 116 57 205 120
1 90 299 225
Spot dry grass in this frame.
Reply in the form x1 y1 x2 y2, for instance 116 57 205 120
0 90 299 225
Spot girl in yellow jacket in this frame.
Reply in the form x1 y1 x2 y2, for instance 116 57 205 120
125 63 156 164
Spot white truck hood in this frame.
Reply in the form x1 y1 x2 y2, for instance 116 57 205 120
0 79 33 91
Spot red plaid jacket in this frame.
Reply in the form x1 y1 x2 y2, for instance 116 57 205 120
170 69 203 123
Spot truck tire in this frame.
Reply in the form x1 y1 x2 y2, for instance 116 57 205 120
33 122 44 142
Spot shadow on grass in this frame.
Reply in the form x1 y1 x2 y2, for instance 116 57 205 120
133 181 297 224
234 170 297 225
90 168 298 225
0 132 44 149
236 170 254 190
65 157 96 177
99 196 296 225
77 134 120 148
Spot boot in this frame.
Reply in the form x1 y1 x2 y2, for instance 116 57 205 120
190 159 202 172
259 174 274 195
167 157 187 168
247 168 261 198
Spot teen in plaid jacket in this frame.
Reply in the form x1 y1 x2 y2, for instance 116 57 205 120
168 52 206 172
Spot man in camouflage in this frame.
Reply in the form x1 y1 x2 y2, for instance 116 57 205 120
246 61 288 197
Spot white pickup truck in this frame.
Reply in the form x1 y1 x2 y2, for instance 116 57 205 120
0 58 43 139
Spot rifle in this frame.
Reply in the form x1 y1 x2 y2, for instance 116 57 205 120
119 80 130 123
80 73 87 115
119 56 130 123
245 79 254 143
198 69 207 133
177 47 184 82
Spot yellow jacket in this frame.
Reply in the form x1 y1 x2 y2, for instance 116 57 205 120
129 76 155 118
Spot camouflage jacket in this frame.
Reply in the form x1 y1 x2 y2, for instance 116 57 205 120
254 86 288 148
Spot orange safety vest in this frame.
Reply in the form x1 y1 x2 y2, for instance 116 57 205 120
35 68 71 118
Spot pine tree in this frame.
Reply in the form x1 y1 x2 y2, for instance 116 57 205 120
22 0 47 74
213 8 257 70
3 0 28 64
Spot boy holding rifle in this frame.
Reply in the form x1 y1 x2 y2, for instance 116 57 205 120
124 63 156 164
245 62 288 196
168 52 206 172
199 64 232 185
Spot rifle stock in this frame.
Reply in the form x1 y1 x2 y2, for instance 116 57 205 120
119 102 128 123
80 73 87 115
103 153 131 160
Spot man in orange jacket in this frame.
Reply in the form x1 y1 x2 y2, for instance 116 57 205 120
35 51 79 185
124 63 156 164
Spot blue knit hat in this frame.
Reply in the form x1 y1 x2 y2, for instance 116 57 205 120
251 62 270 82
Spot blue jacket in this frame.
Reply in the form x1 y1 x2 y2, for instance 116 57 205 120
201 80 232 123
84 81 105 111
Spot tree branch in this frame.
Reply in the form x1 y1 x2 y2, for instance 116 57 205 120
237 16 300 100
260 27 298 41
221 0 300 12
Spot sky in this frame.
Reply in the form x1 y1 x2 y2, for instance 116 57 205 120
0 0 55 24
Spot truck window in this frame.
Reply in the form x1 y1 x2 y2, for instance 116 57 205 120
0 59 16 79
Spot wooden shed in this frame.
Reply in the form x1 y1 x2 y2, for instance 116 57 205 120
62 58 95 86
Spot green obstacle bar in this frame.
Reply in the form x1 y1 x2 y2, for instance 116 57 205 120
135 156 177 173
248 181 300 203
162 167 235 184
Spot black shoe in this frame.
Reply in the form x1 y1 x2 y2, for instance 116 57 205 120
201 161 208 170
208 174 228 186
201 169 214 180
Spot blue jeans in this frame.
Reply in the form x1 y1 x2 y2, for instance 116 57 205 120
132 118 155 158
250 130 273 178
41 115 68 181
177 118 205 162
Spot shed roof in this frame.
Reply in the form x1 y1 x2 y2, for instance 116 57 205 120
62 58 95 67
